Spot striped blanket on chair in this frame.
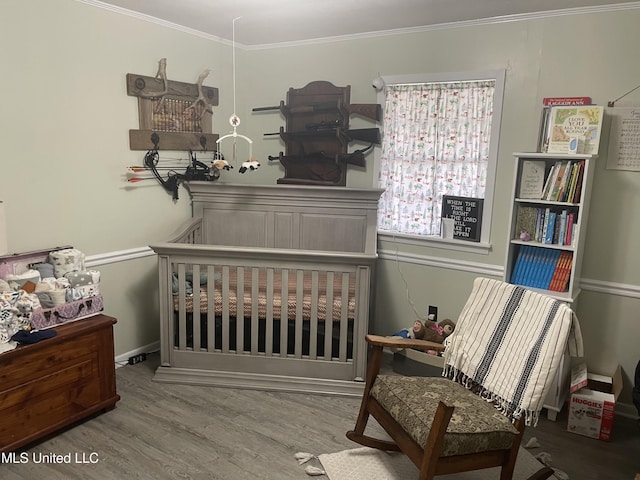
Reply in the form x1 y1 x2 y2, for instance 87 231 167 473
443 277 583 426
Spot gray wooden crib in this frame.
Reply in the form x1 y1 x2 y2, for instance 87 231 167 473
150 183 382 396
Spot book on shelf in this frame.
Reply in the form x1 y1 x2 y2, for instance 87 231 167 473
547 161 570 201
558 209 567 246
541 159 585 203
542 96 592 106
517 246 535 286
517 247 532 285
563 162 580 202
522 246 538 287
537 97 592 152
511 247 525 285
571 160 585 203
541 162 559 200
546 105 604 155
537 106 552 153
542 210 556 245
536 208 545 243
549 251 573 292
519 160 546 198
515 206 539 240
564 212 575 246
540 249 562 289
518 206 575 246
512 246 562 289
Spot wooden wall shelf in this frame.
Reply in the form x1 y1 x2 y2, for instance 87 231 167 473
127 70 219 151
254 81 380 186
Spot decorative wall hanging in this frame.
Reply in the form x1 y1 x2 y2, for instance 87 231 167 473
126 58 229 199
126 58 219 151
125 54 257 200
253 81 381 186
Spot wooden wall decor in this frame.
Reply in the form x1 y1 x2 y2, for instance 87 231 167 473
127 59 219 151
253 81 381 186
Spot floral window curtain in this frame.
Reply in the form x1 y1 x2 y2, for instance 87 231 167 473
377 80 495 236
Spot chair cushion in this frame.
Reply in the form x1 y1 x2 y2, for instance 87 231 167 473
371 375 519 457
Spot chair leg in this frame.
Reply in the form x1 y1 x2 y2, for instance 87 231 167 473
418 401 454 480
498 417 526 480
346 343 401 452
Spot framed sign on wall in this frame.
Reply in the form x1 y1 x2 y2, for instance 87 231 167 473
441 196 484 242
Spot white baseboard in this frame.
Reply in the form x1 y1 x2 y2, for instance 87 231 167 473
114 340 160 368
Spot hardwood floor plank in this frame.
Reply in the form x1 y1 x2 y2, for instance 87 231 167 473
0 352 637 479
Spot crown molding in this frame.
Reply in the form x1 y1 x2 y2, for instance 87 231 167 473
79 0 640 50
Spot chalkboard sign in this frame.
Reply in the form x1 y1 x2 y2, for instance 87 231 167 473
441 196 484 242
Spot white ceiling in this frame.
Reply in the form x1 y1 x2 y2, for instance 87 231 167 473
90 0 639 47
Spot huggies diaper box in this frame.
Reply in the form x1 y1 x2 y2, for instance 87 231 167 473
567 362 623 441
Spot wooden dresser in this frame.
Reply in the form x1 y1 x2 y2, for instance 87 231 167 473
0 314 120 452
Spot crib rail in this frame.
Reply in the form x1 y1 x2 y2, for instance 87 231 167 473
150 240 376 395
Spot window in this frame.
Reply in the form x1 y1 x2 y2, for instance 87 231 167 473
375 70 505 248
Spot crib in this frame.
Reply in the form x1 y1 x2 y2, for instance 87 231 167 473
150 183 382 396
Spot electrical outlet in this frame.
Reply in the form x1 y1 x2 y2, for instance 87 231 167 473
428 305 438 322
128 353 147 365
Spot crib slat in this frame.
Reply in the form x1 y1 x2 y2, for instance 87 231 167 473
309 271 319 359
207 265 215 352
222 266 230 353
294 270 304 358
177 264 187 351
250 267 259 355
280 269 288 358
192 264 201 351
324 272 334 360
236 267 244 353
339 272 350 362
265 268 274 356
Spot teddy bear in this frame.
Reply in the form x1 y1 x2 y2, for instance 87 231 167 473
422 318 456 344
389 320 426 340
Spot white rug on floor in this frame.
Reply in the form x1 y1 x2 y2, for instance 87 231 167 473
313 446 557 480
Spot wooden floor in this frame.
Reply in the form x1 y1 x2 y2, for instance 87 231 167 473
1 352 638 479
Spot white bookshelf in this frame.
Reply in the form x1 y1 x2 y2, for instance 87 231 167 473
504 152 596 304
504 152 596 420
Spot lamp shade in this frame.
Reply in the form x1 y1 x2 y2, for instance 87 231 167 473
0 201 7 255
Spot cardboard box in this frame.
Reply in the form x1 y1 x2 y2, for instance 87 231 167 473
566 363 623 441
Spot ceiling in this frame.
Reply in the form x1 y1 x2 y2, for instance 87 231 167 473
92 0 638 47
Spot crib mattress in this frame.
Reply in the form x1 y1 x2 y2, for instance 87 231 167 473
174 291 356 321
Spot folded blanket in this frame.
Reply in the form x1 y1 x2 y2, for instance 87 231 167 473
4 269 41 290
65 270 100 287
443 277 583 426
0 290 39 343
48 248 85 278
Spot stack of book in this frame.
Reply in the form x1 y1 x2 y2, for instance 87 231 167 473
516 206 576 246
540 159 585 203
510 246 573 292
536 97 604 155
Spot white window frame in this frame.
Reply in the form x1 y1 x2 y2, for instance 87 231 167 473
373 69 506 254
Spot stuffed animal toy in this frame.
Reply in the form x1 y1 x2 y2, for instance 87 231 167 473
213 159 232 171
390 320 426 340
422 318 456 344
239 159 260 173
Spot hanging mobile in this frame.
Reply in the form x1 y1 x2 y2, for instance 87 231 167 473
215 17 259 174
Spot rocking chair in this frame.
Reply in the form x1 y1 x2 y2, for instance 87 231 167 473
347 277 583 480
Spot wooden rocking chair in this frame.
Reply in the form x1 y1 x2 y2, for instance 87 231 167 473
347 277 583 480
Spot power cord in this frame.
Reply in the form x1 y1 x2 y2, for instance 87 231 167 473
391 233 425 321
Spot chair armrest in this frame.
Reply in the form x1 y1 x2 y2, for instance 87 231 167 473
365 334 446 353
